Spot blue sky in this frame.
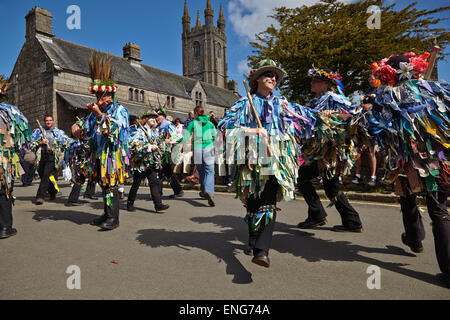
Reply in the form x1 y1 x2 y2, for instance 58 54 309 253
0 0 448 97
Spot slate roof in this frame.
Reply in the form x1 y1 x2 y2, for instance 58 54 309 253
57 91 189 121
38 37 240 108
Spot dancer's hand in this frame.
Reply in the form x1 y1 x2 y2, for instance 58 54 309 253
323 110 335 117
337 113 352 121
256 128 268 138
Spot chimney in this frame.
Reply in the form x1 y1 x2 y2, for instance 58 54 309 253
123 43 142 63
25 7 54 41
227 80 238 93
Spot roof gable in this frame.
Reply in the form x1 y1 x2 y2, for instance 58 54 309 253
37 36 239 107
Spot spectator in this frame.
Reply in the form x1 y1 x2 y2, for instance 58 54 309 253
174 117 183 139
183 110 194 129
173 106 216 206
209 111 218 128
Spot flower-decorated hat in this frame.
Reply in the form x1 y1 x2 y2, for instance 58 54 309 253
156 107 166 117
308 66 344 90
139 109 158 120
370 51 430 87
0 75 11 102
248 58 286 92
88 51 117 95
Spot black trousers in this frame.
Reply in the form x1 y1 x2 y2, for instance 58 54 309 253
160 163 182 195
101 186 119 220
36 153 57 199
0 184 13 229
128 168 163 208
400 190 450 276
297 162 362 228
68 173 96 203
246 175 279 255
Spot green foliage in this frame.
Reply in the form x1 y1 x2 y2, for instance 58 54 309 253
248 0 450 103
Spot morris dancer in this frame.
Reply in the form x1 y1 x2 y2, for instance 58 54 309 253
156 109 184 198
31 115 69 205
127 110 169 213
295 67 363 232
71 52 130 230
65 136 97 206
218 58 314 267
361 51 450 287
0 76 32 238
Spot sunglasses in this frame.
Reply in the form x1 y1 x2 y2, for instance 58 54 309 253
261 71 278 81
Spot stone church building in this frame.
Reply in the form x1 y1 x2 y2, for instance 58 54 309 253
8 2 240 132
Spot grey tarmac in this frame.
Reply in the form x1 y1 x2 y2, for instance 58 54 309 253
1 182 449 299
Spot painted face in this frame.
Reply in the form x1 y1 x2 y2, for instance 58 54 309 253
256 71 278 92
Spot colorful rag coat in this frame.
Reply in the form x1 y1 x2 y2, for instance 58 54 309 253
218 93 316 231
300 91 358 178
218 93 315 202
64 137 91 177
355 79 450 196
75 102 130 192
30 126 69 171
157 119 177 165
129 124 162 172
0 103 32 198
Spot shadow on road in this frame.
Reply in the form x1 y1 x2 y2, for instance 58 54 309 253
32 209 99 225
137 214 447 289
136 215 253 284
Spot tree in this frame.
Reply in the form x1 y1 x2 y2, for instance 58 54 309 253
248 0 450 103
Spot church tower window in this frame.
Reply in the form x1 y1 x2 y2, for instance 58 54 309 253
193 41 201 57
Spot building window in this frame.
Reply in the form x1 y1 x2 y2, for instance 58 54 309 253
140 90 144 103
216 43 222 58
193 41 201 57
129 88 133 101
42 61 47 72
134 89 139 102
195 91 203 107
171 97 175 108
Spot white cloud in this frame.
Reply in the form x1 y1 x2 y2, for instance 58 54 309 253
237 59 250 76
227 0 350 43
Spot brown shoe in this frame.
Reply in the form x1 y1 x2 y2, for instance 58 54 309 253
252 253 270 268
331 225 363 233
35 198 44 205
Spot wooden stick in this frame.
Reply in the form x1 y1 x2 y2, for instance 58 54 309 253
243 80 272 157
424 46 440 80
36 120 51 150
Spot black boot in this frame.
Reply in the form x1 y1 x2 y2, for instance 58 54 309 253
0 227 17 239
90 214 108 226
155 204 170 213
401 232 424 253
99 218 120 230
127 200 136 212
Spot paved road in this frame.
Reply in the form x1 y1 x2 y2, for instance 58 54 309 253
1 182 449 299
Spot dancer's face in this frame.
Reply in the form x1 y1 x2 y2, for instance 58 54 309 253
256 72 277 92
311 78 330 95
44 116 54 130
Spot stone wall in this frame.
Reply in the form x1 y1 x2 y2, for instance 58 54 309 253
9 37 54 131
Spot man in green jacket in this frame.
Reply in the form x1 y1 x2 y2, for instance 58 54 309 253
173 106 216 206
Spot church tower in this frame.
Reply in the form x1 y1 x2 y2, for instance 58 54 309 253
182 0 229 89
